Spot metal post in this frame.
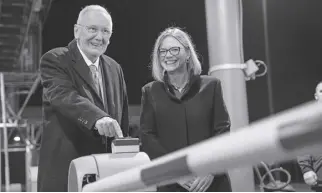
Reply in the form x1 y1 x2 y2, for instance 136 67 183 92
0 73 10 191
17 75 40 118
205 0 255 191
262 0 274 116
18 0 36 69
25 136 32 192
261 0 279 180
0 90 1 193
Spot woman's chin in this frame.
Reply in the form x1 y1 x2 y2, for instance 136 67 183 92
164 65 180 72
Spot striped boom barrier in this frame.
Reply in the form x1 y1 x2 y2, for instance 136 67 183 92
82 101 322 192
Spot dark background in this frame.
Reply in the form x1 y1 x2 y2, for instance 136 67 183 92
39 0 210 107
4 0 322 186
36 0 322 121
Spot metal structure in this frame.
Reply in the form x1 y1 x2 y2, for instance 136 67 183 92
0 0 52 191
205 0 255 191
82 101 322 192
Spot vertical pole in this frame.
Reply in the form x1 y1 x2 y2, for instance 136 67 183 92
25 137 32 192
0 73 10 191
0 84 2 192
205 0 255 191
262 0 275 116
262 0 279 180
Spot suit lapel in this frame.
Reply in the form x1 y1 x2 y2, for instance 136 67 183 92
67 40 104 107
100 57 116 118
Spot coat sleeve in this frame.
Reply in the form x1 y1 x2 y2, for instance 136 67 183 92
213 80 231 136
140 86 168 160
40 51 108 130
297 155 314 174
119 67 129 137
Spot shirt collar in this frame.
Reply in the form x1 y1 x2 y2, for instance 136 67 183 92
164 69 197 92
77 43 100 69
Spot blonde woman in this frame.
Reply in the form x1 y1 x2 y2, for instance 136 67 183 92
140 27 231 192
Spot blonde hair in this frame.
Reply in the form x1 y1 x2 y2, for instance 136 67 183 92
151 27 202 82
77 5 112 25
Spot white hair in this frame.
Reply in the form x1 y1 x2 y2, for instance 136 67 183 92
315 81 322 93
151 27 202 82
76 5 112 25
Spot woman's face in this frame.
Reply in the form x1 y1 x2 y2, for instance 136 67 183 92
158 36 190 73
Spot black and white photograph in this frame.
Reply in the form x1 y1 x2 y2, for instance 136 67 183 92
1 0 322 192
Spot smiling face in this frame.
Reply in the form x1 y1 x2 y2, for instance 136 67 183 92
158 36 190 73
74 10 112 62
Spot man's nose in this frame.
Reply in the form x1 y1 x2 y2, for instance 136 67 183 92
94 30 104 40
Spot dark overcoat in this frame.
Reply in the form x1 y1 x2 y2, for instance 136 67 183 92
38 40 129 191
140 75 231 192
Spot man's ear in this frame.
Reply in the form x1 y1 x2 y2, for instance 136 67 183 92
74 24 79 39
315 93 318 100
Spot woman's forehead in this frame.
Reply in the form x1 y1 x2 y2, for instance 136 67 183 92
160 36 183 48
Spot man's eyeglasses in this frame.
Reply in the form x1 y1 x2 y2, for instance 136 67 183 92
76 24 112 36
158 47 181 57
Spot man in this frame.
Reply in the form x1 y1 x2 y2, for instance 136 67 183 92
37 5 129 191
297 81 322 191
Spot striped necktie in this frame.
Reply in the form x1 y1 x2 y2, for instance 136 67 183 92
90 64 108 148
89 64 101 96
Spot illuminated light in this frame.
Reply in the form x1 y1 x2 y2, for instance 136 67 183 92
13 136 20 142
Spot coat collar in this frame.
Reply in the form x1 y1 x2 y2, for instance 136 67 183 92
68 39 104 106
76 43 100 68
163 70 199 100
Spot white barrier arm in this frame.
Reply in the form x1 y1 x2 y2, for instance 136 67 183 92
83 101 322 192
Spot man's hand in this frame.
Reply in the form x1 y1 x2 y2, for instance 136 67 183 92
188 175 214 192
94 117 123 138
303 171 318 186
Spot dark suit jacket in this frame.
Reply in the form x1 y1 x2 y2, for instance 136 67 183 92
140 75 231 192
37 39 129 191
298 155 322 186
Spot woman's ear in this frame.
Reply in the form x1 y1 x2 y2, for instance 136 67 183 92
187 49 191 59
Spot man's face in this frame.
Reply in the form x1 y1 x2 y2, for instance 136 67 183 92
315 83 322 101
74 10 112 61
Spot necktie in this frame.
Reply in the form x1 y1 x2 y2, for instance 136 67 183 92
90 65 108 149
89 64 101 95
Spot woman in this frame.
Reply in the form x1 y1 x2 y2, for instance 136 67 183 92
140 27 231 192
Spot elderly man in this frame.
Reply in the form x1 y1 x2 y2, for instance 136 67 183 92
37 5 129 191
297 81 322 191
